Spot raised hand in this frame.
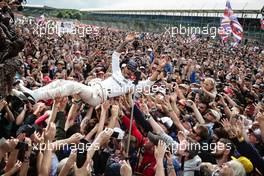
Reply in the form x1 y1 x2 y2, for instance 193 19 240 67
13 160 23 171
154 140 167 162
186 99 196 109
44 122 56 142
31 131 43 144
170 92 177 103
0 99 7 110
139 102 150 115
221 118 237 139
120 160 132 176
97 128 114 145
68 133 84 144
101 100 110 110
125 33 136 42
256 112 264 124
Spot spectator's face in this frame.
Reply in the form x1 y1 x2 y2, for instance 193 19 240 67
247 132 258 144
190 126 201 141
54 73 61 80
27 57 32 64
57 64 63 70
96 72 105 79
211 141 227 159
198 103 207 113
205 112 215 122
203 79 214 91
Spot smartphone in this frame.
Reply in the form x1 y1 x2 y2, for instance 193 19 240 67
111 131 120 139
15 142 28 151
215 94 221 102
25 125 36 137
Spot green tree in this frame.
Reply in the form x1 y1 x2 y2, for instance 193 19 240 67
56 11 63 18
72 12 82 20
67 12 73 19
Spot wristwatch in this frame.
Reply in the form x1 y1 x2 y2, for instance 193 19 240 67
145 114 152 120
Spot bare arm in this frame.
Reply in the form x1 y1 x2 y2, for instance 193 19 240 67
19 145 32 176
47 99 59 126
85 124 98 141
65 103 80 131
224 93 238 107
219 95 232 119
16 104 27 125
3 103 15 122
58 150 76 176
39 123 56 176
96 101 109 137
154 141 166 176
107 105 119 129
187 100 205 124
4 150 18 172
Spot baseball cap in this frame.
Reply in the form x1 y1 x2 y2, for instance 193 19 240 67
126 60 138 72
248 128 262 142
208 109 221 121
57 60 65 65
231 156 253 173
158 117 173 129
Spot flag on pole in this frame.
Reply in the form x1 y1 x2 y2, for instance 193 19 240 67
261 7 264 30
261 18 264 30
220 1 243 45
36 15 45 25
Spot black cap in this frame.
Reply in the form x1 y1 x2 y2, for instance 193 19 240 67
126 60 138 72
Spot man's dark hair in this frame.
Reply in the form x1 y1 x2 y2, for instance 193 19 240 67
196 125 209 141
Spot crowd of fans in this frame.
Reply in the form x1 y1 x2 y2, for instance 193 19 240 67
1 1 264 176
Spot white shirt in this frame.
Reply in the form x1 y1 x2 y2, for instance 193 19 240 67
100 51 155 98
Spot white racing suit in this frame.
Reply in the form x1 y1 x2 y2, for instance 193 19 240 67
20 52 155 106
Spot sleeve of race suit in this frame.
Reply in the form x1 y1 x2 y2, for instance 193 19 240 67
111 51 122 75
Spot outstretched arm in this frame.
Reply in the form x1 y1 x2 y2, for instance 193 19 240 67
112 34 136 74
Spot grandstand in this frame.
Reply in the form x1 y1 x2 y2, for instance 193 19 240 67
80 2 263 41
23 2 263 41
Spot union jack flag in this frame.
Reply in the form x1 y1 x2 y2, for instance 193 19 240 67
261 18 264 30
220 1 243 45
261 7 264 30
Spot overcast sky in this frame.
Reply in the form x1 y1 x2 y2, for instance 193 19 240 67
27 0 263 10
